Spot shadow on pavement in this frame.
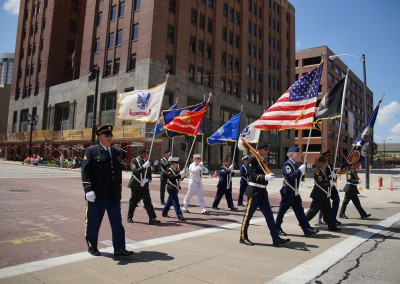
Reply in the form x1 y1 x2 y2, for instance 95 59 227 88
102 250 174 265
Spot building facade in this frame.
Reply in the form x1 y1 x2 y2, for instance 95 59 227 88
295 46 374 166
5 0 296 169
0 53 14 84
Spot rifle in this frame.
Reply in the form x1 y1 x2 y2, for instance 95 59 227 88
241 139 272 174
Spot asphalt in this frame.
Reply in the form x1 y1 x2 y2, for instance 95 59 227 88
0 160 399 284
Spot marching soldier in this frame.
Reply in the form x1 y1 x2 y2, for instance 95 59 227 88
162 157 186 221
238 155 250 207
212 158 238 211
82 125 133 257
159 150 171 205
339 164 371 219
239 142 290 247
318 151 341 225
182 154 210 215
305 155 341 231
127 147 161 225
275 146 319 237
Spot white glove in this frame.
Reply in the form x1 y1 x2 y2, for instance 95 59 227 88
299 164 306 175
228 164 234 170
199 162 204 167
358 180 362 184
140 178 149 187
330 180 334 187
86 191 96 202
265 173 275 181
143 161 150 169
179 170 185 176
331 172 336 180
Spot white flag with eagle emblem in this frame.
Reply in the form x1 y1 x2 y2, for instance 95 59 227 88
118 81 166 122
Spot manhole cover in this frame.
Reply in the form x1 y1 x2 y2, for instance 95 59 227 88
9 189 30 192
388 201 400 205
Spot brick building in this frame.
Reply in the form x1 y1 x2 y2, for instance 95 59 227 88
4 0 296 169
295 46 374 167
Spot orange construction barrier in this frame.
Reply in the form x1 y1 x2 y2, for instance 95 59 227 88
213 170 218 178
378 176 383 190
390 177 394 191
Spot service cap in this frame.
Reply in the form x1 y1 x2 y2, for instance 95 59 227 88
96 125 113 136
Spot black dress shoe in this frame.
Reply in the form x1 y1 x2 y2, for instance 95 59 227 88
238 203 245 207
304 228 318 237
273 237 290 247
212 206 220 210
178 216 186 222
328 226 342 231
239 238 254 246
334 220 342 225
162 214 170 218
277 229 287 236
88 247 101 256
230 207 238 211
114 249 134 257
361 214 371 219
161 201 165 205
127 218 134 223
339 214 348 219
149 218 161 225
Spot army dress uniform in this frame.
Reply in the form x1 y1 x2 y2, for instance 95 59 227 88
238 156 250 206
275 148 316 236
81 127 127 255
339 169 370 219
212 162 236 210
306 166 339 230
159 152 170 204
162 163 185 221
127 155 158 223
240 154 289 246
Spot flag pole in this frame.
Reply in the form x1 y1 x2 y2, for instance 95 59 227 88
146 74 169 176
231 106 242 166
302 54 324 165
333 70 349 171
170 95 178 156
200 94 206 159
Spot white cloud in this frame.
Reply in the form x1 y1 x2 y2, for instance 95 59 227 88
376 101 400 125
296 41 301 49
3 0 19 15
387 123 400 142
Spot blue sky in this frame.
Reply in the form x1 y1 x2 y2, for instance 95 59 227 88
1 0 399 143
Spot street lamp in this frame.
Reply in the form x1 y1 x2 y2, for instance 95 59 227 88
329 53 371 189
89 66 100 145
28 114 39 156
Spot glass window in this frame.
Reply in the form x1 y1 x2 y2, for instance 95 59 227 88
110 5 117 21
132 23 139 40
108 32 114 49
128 53 136 71
167 25 174 42
116 29 122 46
94 38 100 53
114 58 120 74
134 0 140 11
97 12 102 27
119 1 125 17
169 0 176 13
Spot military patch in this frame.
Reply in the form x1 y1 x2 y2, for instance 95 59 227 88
83 155 87 160
131 163 137 169
347 174 351 179
318 176 323 181
316 169 320 174
285 165 291 173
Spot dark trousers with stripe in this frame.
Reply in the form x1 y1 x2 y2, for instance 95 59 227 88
306 197 336 229
238 181 248 205
319 187 340 221
275 189 311 232
85 199 125 250
162 187 183 218
240 194 279 241
340 193 367 217
127 187 157 220
212 186 234 208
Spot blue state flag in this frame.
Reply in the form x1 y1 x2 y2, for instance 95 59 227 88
148 104 177 138
162 102 206 137
207 113 242 145
338 99 383 173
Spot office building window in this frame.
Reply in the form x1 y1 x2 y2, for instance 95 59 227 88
128 53 136 71
134 0 141 11
132 23 139 40
116 29 122 46
167 25 174 42
113 58 120 74
97 12 102 27
108 32 114 49
110 5 117 21
169 0 176 13
119 1 125 17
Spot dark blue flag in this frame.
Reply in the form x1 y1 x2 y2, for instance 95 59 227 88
207 113 242 145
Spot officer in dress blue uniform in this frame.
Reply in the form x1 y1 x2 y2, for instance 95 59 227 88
82 125 133 257
238 155 250 207
306 155 341 231
127 147 161 225
212 158 238 211
159 150 171 205
318 151 341 225
162 157 186 221
275 146 319 237
239 142 290 247
339 165 371 219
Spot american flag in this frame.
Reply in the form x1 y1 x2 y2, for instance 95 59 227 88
253 64 323 130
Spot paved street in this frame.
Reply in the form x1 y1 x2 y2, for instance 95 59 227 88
0 161 399 283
